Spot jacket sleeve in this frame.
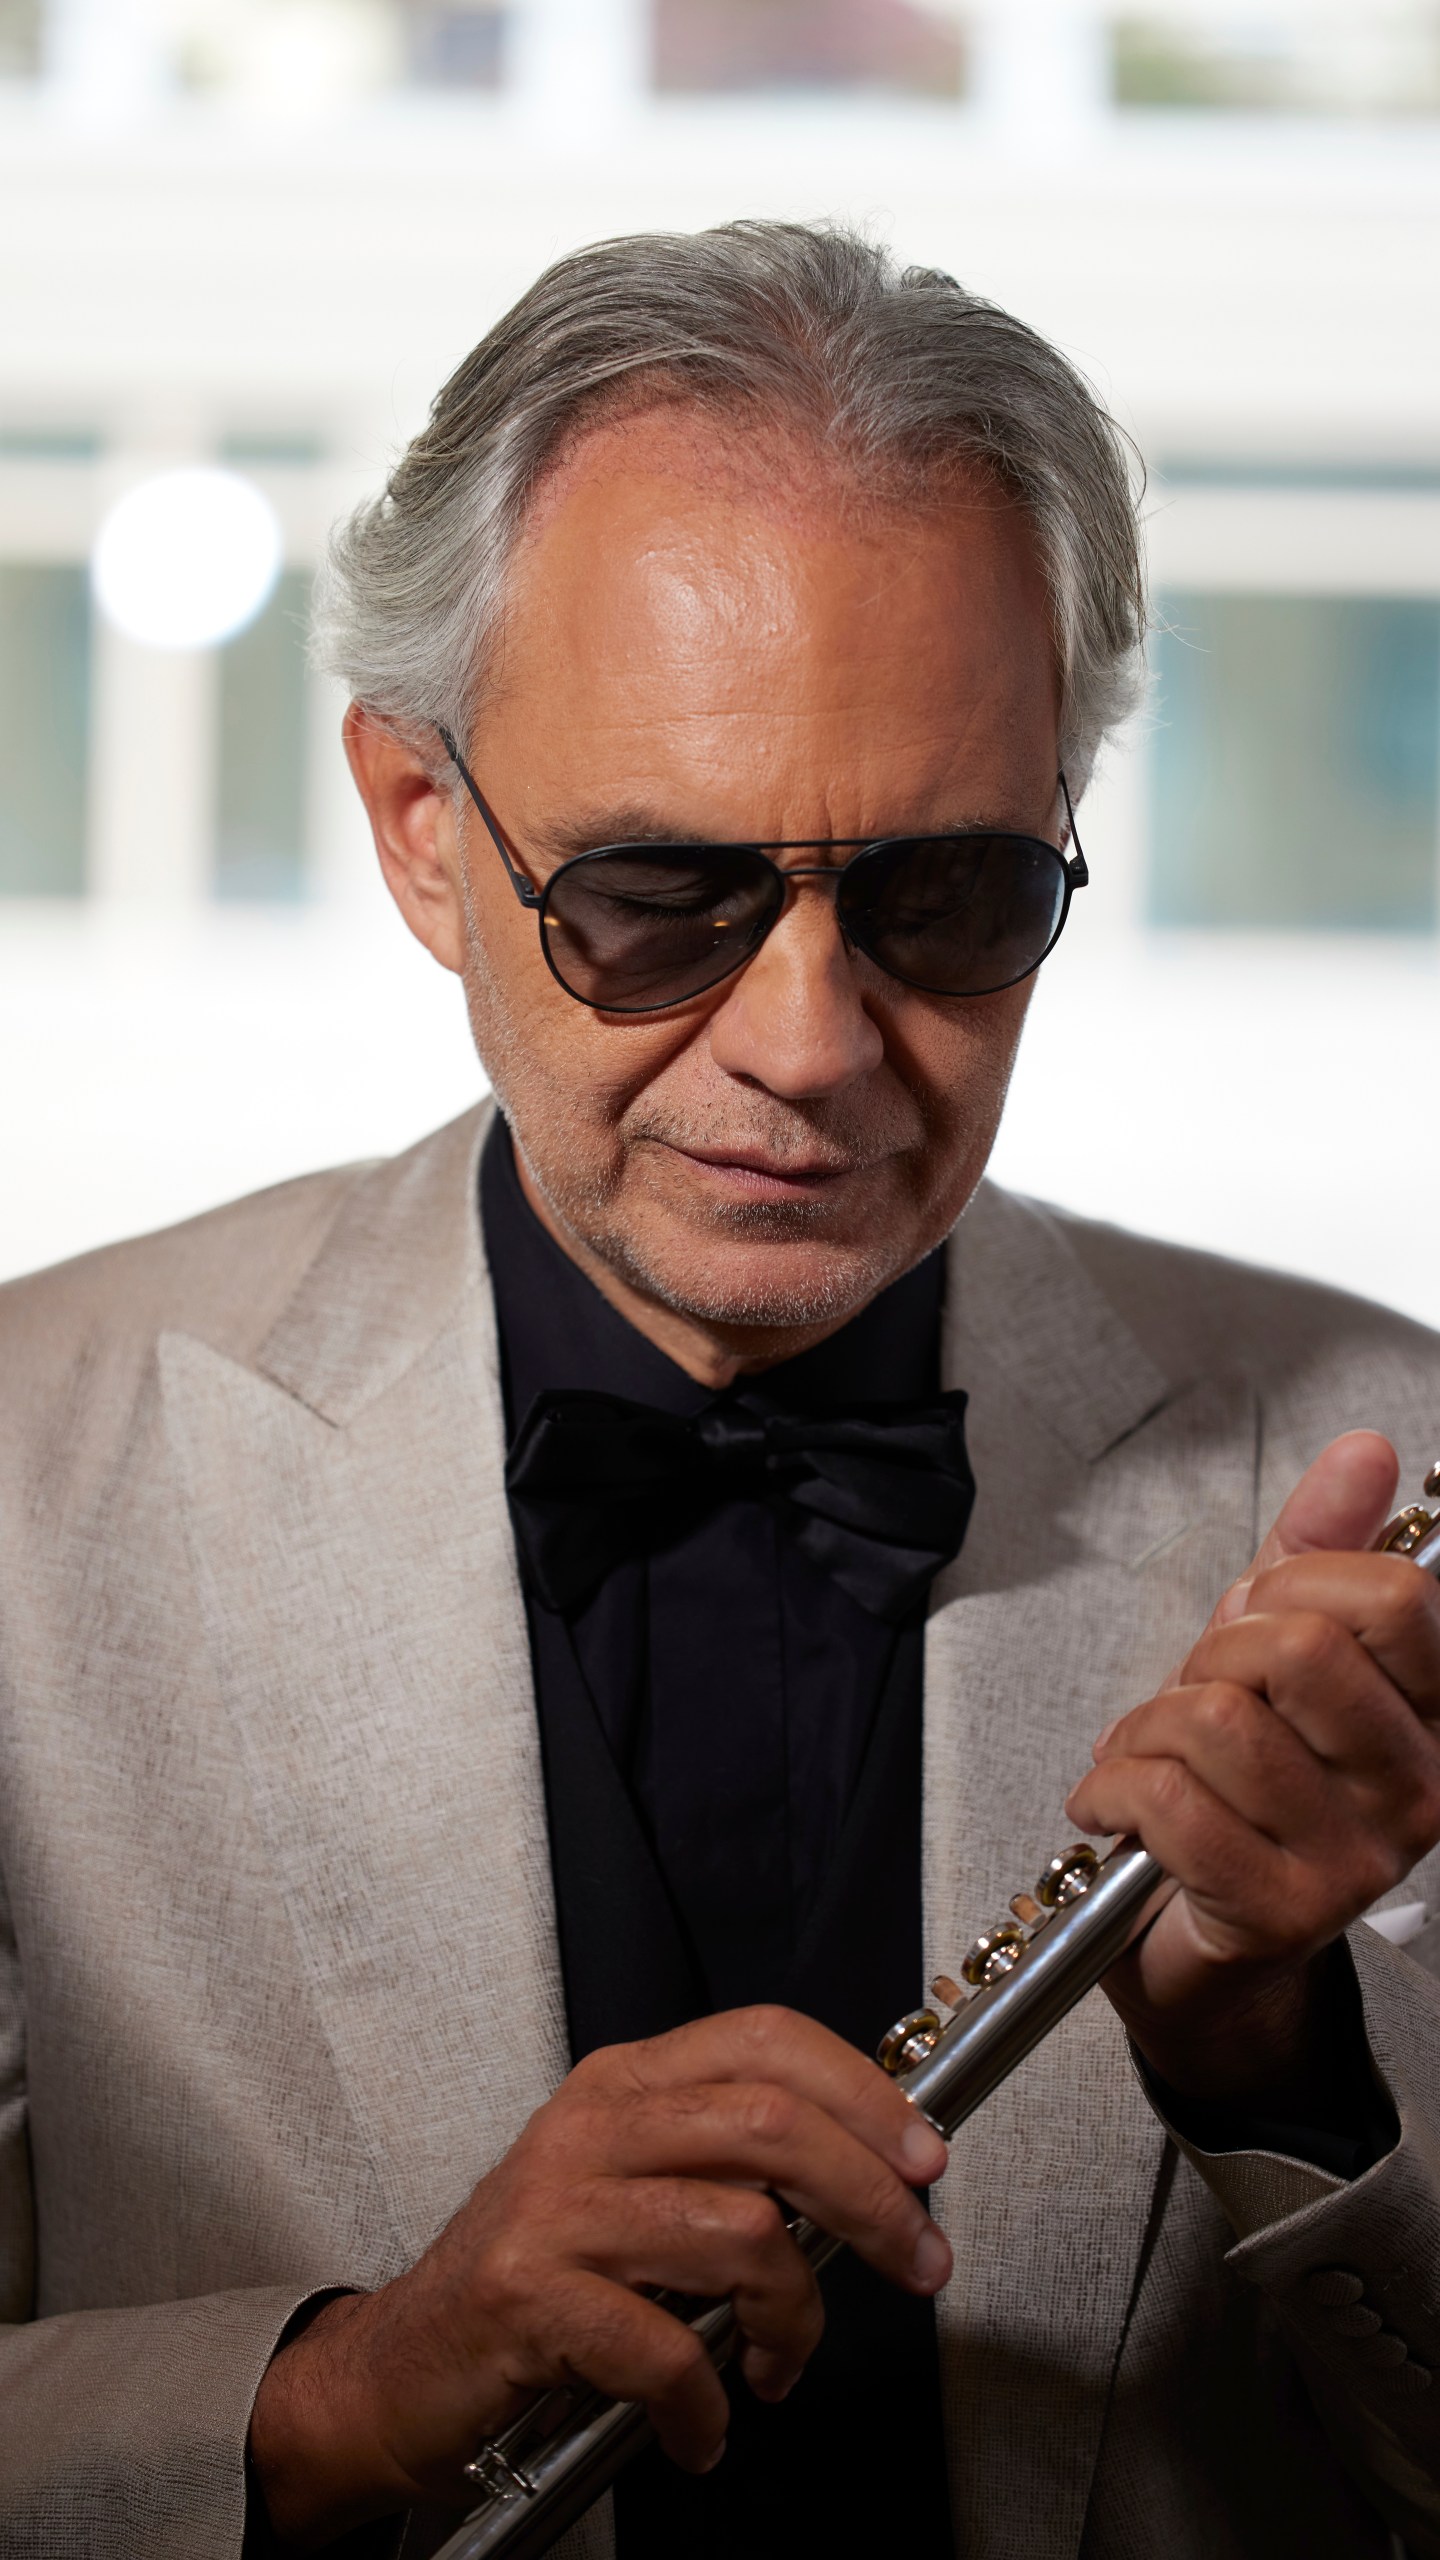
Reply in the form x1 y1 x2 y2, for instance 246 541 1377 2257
1156 1923 1440 2559
0 1855 325 2560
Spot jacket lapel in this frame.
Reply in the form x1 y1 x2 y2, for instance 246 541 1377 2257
160 1104 568 2266
926 1182 1261 2559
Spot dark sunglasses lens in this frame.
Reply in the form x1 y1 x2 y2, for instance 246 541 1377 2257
841 835 1068 995
541 847 780 1011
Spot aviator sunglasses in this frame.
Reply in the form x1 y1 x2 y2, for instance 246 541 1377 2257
438 727 1087 1017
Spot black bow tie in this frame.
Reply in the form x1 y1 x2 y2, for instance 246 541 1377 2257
504 1385 975 1625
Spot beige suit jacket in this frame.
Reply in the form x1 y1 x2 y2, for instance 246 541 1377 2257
3 1102 1440 2559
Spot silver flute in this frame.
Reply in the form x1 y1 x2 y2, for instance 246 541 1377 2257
435 1470 1440 2560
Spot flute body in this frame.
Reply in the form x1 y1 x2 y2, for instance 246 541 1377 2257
434 1481 1440 2560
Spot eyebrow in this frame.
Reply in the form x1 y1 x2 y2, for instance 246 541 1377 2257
527 808 725 861
525 803 1041 861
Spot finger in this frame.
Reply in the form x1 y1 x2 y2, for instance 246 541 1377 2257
593 2006 948 2187
1180 1606 1439 1778
570 2081 948 2298
1209 1432 1399 1632
1065 1754 1303 1963
532 2271 732 2473
1219 1553 1440 1721
1085 1637 1440 1903
739 2341 805 2405
1088 1681 1337 1845
556 2176 824 2382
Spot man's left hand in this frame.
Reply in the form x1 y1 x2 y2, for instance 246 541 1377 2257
1065 1430 1440 2108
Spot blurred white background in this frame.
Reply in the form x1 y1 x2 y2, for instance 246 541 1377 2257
1 0 1438 1325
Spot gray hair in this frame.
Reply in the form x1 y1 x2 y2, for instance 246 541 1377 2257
314 219 1146 792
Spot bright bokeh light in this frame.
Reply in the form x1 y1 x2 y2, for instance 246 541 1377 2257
91 467 283 651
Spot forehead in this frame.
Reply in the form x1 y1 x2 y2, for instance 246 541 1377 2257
483 406 1059 818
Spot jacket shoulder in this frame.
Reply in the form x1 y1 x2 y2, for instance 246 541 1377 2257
1021 1191 1440 1471
0 1159 373 1415
0 1103 490 1592
1043 1197 1437 1362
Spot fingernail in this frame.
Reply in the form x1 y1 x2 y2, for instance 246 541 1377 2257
901 2119 947 2179
1092 1718 1117 1759
912 2226 951 2292
1217 1576 1254 1625
700 2437 728 2474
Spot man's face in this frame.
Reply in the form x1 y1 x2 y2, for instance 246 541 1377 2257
360 409 1064 1374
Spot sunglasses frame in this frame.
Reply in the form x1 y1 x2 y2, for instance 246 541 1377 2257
436 725 1087 1015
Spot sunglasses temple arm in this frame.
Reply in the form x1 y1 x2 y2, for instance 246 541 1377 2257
435 726 542 910
1057 771 1088 888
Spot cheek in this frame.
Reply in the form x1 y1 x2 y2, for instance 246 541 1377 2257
876 984 1031 1139
459 877 702 1155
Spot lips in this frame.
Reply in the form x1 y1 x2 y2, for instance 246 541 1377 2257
668 1144 865 1195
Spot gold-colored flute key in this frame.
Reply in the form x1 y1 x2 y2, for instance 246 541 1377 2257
960 1921 1028 1987
1377 1464 1440 1554
1381 1507 1437 1557
1035 1842 1100 1908
876 2008 943 2071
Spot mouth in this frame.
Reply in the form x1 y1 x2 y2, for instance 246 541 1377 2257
660 1142 869 1203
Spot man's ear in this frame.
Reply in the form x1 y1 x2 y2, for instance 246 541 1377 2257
343 703 467 976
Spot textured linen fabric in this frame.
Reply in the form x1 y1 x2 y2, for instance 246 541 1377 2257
2 1100 1440 2557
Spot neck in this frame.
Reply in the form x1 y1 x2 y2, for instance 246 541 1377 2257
513 1149 861 1390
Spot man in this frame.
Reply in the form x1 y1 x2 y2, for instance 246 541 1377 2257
3 220 1440 2560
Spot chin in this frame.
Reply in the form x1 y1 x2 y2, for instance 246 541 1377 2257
619 1230 909 1334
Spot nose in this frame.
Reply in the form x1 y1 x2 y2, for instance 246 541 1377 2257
706 874 885 1098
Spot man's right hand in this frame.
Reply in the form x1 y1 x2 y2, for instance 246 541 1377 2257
248 2004 952 2549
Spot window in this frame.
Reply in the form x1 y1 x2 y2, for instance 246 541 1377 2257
0 428 99 462
1112 8 1440 116
214 570 312 902
1149 593 1440 932
0 564 91 897
0 0 40 80
654 0 965 98
220 432 325 469
400 0 508 86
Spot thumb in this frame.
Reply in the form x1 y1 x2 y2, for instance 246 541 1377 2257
1209 1429 1400 1631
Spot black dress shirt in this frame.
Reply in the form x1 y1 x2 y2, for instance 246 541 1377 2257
481 1118 955 2560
